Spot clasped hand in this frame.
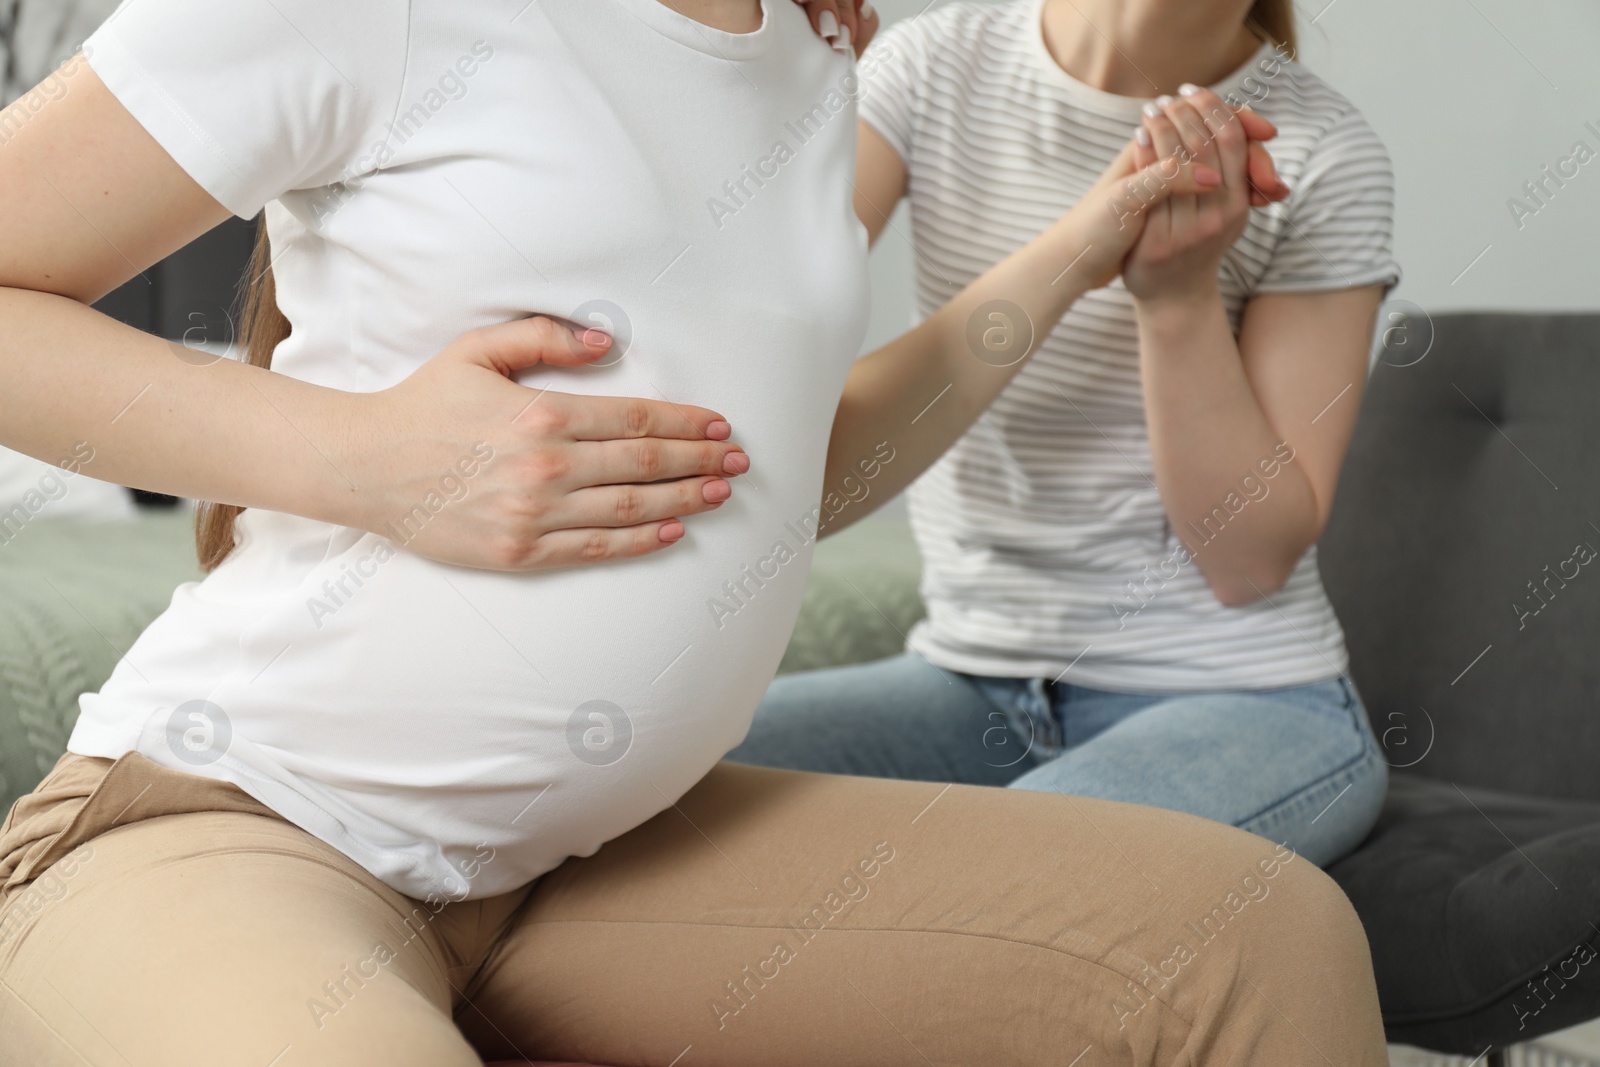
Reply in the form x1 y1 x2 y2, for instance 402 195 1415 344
1122 84 1280 302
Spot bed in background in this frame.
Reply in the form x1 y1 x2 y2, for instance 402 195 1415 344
0 508 201 810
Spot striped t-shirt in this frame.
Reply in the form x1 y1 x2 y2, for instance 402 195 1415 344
862 0 1400 691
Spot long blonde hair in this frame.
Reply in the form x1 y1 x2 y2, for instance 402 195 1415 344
1245 0 1296 54
195 220 290 570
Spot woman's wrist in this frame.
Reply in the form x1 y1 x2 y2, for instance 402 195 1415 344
312 385 382 533
233 368 369 531
1132 282 1224 332
1034 212 1099 314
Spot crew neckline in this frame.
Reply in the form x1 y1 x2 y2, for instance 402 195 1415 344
1026 0 1275 119
611 0 775 60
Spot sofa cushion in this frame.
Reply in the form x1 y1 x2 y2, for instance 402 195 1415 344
1329 773 1600 1052
777 517 923 675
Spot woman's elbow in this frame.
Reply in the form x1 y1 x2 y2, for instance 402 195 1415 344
1202 518 1323 607
1205 558 1298 607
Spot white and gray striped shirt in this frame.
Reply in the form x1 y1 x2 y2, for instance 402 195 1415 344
862 0 1400 691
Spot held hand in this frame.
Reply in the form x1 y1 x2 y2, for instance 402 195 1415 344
347 317 748 572
1122 85 1257 304
1229 106 1292 207
1050 135 1226 293
1121 98 1288 207
793 0 881 57
1103 98 1285 208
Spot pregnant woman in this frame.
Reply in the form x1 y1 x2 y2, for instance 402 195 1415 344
0 1 1387 1064
745 0 1399 867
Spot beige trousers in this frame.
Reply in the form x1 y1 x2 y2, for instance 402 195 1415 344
0 751 1386 1066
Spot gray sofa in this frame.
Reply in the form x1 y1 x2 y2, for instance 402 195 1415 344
1319 312 1600 1061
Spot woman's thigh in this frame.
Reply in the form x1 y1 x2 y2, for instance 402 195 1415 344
0 760 498 1067
461 761 1388 1067
1012 680 1387 866
726 653 1015 786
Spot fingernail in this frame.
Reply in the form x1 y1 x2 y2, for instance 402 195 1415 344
1134 125 1151 147
1156 94 1174 108
705 420 732 439
703 479 732 503
1141 102 1161 119
835 23 852 52
818 9 838 38
581 328 611 349
1196 165 1222 186
722 450 751 475
860 0 875 16
1178 83 1200 97
659 520 685 542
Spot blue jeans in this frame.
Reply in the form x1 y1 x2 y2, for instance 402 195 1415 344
728 653 1387 867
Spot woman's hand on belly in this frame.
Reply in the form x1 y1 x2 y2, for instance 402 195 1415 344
345 316 751 572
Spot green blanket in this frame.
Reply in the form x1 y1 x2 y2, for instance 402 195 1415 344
0 510 923 813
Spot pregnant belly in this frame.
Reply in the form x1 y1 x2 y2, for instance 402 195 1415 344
139 504 819 894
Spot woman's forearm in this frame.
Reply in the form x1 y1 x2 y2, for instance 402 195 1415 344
819 109 1265 537
1134 289 1320 604
0 285 362 522
817 213 1095 534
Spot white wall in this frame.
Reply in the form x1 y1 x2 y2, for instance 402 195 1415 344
1293 0 1600 313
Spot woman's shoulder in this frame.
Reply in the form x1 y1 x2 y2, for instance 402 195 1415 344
1245 49 1389 153
875 0 1037 58
1228 48 1400 295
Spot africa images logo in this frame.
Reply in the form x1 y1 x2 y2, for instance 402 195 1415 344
566 700 633 767
164 699 232 767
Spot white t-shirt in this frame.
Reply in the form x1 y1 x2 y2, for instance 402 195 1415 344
70 0 870 900
861 0 1400 692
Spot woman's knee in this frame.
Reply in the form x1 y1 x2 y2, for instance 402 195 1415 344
1159 833 1386 1064
972 794 1385 1063
1250 743 1388 867
1239 843 1378 995
853 782 1385 1063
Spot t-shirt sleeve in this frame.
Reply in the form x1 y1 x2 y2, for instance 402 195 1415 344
1255 105 1401 294
856 17 933 164
84 0 410 219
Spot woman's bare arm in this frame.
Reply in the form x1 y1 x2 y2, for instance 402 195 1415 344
0 67 362 521
817 99 1289 535
853 121 906 248
0 62 747 570
816 118 1242 534
1126 87 1381 605
1136 286 1381 604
